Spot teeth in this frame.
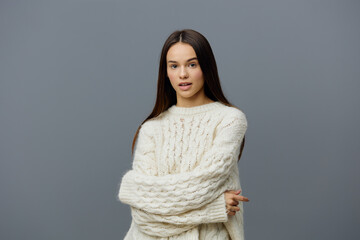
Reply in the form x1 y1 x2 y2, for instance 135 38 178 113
180 83 190 86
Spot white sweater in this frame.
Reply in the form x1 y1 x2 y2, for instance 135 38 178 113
118 101 248 239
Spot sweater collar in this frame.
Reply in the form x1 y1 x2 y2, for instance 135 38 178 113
167 101 224 115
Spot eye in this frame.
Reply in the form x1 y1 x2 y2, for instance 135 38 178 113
189 63 197 68
170 64 177 69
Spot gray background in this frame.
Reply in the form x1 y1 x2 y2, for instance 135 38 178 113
1 0 359 239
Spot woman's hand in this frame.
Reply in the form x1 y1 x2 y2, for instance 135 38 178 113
224 189 249 216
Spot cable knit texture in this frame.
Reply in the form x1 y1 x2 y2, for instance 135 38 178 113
118 101 248 240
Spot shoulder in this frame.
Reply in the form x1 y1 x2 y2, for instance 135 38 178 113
213 104 248 142
135 120 158 148
139 115 162 137
139 120 154 136
217 104 248 127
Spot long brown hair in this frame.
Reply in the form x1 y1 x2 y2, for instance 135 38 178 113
131 29 246 161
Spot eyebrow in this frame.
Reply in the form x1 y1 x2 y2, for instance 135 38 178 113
167 57 198 63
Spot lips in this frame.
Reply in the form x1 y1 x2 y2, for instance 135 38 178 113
179 82 192 86
178 82 192 91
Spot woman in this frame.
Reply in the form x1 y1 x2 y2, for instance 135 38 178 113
118 29 249 240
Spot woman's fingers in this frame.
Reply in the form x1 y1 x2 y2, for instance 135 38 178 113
234 194 249 202
225 194 238 204
226 199 238 206
225 189 241 194
224 189 249 215
230 206 240 212
224 190 249 217
226 208 236 215
225 191 250 202
226 210 236 216
227 190 249 201
226 205 240 215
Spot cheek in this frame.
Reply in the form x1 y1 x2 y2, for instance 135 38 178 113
167 70 175 80
167 71 177 87
193 70 204 83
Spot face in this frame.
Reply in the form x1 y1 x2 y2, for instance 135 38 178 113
166 42 206 104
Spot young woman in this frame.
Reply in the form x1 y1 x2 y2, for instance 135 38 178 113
118 29 249 240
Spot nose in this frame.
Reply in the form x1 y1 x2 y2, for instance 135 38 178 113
179 66 188 79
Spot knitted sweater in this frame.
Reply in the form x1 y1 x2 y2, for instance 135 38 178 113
118 101 248 240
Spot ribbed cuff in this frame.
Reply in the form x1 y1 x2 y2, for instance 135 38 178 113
118 172 134 205
207 193 229 223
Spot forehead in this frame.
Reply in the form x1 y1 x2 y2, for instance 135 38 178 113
166 42 197 61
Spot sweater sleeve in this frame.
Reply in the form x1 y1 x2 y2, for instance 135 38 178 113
129 191 230 237
118 111 247 216
118 119 230 226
